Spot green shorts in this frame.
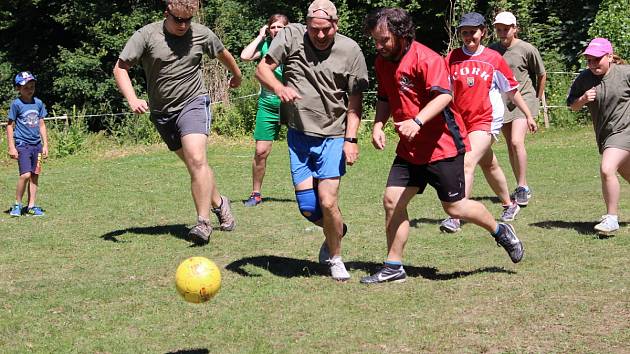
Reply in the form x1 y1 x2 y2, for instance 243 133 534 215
253 97 281 141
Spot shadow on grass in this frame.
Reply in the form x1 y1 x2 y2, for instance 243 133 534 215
531 220 627 238
409 218 442 227
470 195 501 204
239 196 295 204
100 224 190 243
166 349 209 354
225 255 515 280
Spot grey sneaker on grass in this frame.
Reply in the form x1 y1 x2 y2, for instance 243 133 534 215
327 256 350 281
495 223 524 263
212 196 235 231
360 265 407 284
500 203 520 222
513 186 531 206
439 217 461 233
189 217 212 245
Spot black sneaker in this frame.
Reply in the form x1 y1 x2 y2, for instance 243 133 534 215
360 264 407 284
495 223 524 263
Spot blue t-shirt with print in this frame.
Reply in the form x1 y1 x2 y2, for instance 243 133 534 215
7 97 47 145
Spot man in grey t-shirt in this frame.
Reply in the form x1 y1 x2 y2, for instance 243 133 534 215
256 0 369 281
113 0 242 244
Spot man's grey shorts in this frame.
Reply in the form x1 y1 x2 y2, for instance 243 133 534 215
150 95 212 151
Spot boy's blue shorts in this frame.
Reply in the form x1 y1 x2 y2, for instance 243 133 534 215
17 143 42 175
288 128 345 186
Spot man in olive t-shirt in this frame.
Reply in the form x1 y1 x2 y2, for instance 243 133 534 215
113 0 242 244
255 0 369 281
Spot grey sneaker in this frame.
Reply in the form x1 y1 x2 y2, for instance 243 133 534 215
500 203 520 222
360 265 407 284
212 196 236 231
439 217 461 233
513 186 530 206
495 223 524 263
318 223 348 264
594 215 619 235
188 217 212 245
327 256 350 281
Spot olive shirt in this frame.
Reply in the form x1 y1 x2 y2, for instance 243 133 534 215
567 64 630 153
489 40 545 122
119 21 225 119
265 23 369 137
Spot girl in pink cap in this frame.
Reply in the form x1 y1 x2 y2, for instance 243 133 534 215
567 38 629 235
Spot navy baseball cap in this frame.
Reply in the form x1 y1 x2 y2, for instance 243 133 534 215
15 71 37 86
458 12 486 28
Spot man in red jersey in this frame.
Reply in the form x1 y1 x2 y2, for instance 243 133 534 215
360 8 524 284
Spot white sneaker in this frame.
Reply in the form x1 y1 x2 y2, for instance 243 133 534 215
327 256 350 281
594 215 619 235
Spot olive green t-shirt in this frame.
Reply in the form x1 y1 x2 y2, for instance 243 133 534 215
265 23 369 137
490 40 545 120
567 64 630 153
119 21 225 116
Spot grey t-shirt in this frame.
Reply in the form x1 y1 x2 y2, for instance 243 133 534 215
265 23 369 137
567 64 630 153
490 40 545 121
119 21 225 116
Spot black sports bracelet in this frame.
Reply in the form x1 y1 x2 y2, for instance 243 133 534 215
343 137 358 143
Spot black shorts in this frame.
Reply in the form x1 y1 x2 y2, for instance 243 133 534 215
386 154 465 202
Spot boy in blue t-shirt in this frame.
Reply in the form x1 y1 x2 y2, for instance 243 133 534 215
6 71 49 217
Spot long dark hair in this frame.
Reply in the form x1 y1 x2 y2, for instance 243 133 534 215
364 8 415 42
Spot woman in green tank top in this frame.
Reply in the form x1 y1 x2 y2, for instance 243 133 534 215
240 14 289 207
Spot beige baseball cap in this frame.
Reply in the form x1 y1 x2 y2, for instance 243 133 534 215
494 11 517 26
307 0 338 20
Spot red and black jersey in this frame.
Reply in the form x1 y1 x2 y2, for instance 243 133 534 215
375 41 468 165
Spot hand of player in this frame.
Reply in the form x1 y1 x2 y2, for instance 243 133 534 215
259 25 268 38
582 87 596 103
129 98 149 114
42 145 49 158
372 126 386 150
394 119 421 141
276 86 302 102
8 146 18 159
229 75 242 88
527 116 538 133
344 141 359 165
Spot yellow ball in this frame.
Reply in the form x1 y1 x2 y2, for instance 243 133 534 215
175 257 221 303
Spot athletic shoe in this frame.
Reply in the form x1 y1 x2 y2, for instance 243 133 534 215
439 217 461 233
360 264 407 284
327 256 350 281
594 215 619 235
26 206 44 217
212 196 236 231
318 223 348 264
243 192 262 207
188 217 212 244
513 186 530 206
495 223 524 263
500 203 520 222
9 203 21 217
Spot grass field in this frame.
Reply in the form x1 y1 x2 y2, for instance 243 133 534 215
0 126 628 353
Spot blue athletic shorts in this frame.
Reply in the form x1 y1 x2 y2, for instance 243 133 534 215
288 128 345 186
16 143 42 175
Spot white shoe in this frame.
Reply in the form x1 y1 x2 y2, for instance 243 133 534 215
327 256 350 281
594 215 619 235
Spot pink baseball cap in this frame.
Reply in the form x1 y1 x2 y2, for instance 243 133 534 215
583 38 613 57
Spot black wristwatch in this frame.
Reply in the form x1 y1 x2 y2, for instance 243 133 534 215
343 137 358 143
413 117 424 127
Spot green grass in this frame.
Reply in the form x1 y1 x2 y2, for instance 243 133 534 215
0 127 628 353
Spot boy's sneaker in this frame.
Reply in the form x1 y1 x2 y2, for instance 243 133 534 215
327 256 350 281
188 217 212 245
594 215 619 235
500 203 520 222
243 192 262 207
360 264 407 284
9 203 22 217
513 186 530 206
495 223 524 263
318 223 348 264
439 217 461 233
212 196 235 231
26 206 44 217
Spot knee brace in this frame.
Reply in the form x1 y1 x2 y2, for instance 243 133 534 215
295 188 322 223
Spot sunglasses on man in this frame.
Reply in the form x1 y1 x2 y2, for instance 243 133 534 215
167 9 193 25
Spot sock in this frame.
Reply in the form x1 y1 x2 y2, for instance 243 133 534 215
492 224 504 238
606 214 618 221
384 260 402 269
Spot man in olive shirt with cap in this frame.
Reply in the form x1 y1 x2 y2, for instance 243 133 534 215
256 0 369 281
113 0 242 244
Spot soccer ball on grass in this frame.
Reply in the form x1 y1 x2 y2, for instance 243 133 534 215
175 256 221 303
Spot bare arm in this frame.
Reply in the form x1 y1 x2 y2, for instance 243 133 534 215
394 92 452 141
372 100 391 150
569 87 596 112
536 73 547 99
113 59 149 114
344 93 363 165
240 26 267 61
39 119 49 158
256 56 301 102
216 49 243 88
6 121 17 159
507 89 537 132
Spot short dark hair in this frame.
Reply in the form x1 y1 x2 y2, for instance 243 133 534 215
364 8 415 42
